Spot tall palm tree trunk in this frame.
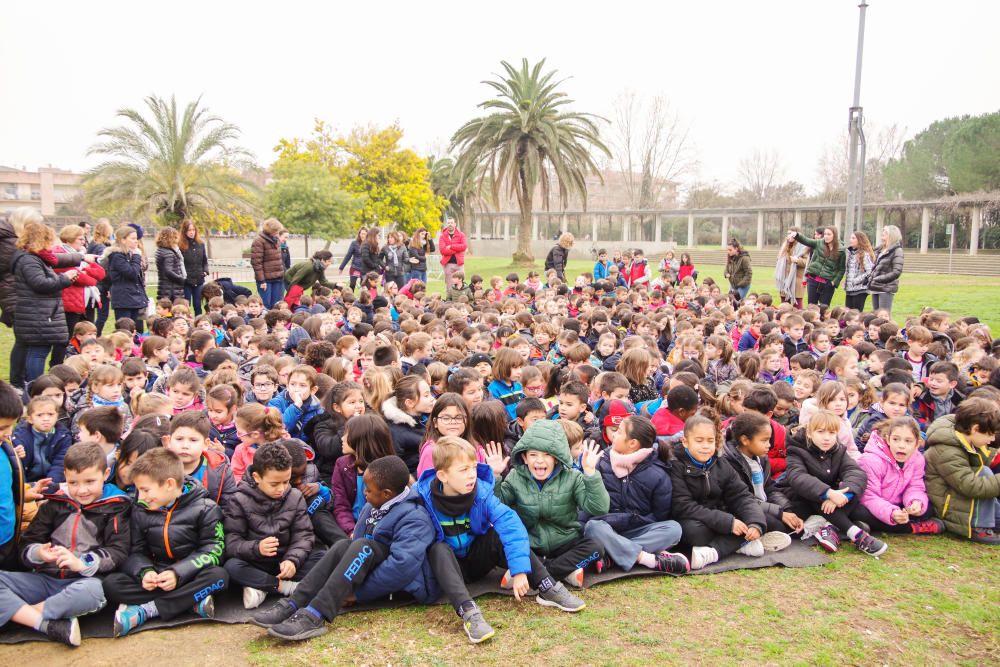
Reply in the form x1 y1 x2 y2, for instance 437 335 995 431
514 176 534 264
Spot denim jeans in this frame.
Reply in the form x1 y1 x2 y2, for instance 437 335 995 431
184 283 205 315
735 285 750 301
259 279 285 309
24 345 54 384
114 308 145 334
583 519 682 571
405 270 427 284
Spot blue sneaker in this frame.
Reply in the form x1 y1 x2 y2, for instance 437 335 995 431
193 595 215 619
113 604 148 637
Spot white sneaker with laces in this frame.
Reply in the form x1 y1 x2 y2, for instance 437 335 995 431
736 538 764 557
690 546 720 570
243 586 267 610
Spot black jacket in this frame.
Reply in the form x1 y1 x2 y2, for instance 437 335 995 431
303 412 345 484
359 244 383 274
588 447 673 532
123 480 225 585
107 250 148 309
216 277 252 304
20 484 131 578
667 442 767 534
339 240 364 273
0 219 19 327
866 244 904 294
181 240 209 287
223 477 314 568
382 397 425 474
10 250 72 345
155 246 186 300
379 245 409 280
407 240 435 273
777 429 868 504
721 438 792 523
545 245 569 280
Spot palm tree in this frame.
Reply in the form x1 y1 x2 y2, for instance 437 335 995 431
427 155 488 237
84 95 258 227
450 58 609 263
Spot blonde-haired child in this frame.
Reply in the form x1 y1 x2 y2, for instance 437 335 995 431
798 381 861 460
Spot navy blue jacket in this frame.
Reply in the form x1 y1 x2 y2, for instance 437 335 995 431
268 391 322 442
352 491 437 603
106 251 148 309
12 422 72 491
215 277 252 304
414 464 533 576
587 447 673 532
339 240 365 273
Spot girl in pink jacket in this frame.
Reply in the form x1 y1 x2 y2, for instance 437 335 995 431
856 417 944 535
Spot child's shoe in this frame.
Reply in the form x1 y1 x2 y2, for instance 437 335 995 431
459 603 495 644
252 599 297 627
909 518 945 535
563 568 585 589
594 555 614 574
814 525 841 553
654 551 690 574
801 514 829 539
113 604 148 638
43 617 81 647
736 539 764 557
761 531 793 552
690 546 719 570
499 570 537 595
536 582 585 612
852 530 888 558
243 587 267 609
193 595 215 619
970 528 1000 545
267 609 328 641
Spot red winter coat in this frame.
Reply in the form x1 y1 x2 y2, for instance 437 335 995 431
438 229 467 266
625 260 649 287
53 246 105 315
678 264 695 283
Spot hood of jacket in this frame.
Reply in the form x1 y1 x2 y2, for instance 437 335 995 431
381 396 418 428
45 483 130 513
925 415 964 451
509 419 572 468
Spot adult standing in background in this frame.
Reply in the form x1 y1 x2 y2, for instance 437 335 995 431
339 227 367 290
52 224 105 366
88 218 114 335
106 225 148 332
775 227 809 308
438 217 467 287
867 225 905 316
545 232 574 282
359 227 384 279
179 219 209 315
379 231 409 288
155 227 188 302
724 239 752 301
279 228 292 272
789 227 845 308
250 218 286 308
406 227 435 284
843 230 876 312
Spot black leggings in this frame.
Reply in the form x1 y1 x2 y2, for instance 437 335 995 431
677 519 745 558
806 278 836 307
844 292 868 312
103 567 228 620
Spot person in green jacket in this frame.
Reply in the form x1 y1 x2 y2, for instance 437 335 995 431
788 228 845 307
923 398 1000 544
724 239 752 301
283 251 335 307
496 420 610 588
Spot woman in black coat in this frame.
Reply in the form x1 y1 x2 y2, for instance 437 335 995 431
338 228 368 290
358 228 383 276
155 227 187 301
866 224 905 316
10 222 78 384
405 227 435 284
179 219 209 315
544 232 574 282
106 225 148 333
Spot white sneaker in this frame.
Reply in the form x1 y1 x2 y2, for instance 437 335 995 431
801 515 829 540
761 531 793 552
563 568 585 589
736 538 764 557
690 546 719 570
278 580 299 597
243 586 267 609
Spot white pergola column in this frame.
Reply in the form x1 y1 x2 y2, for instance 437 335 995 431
530 214 538 241
475 215 482 240
875 208 884 242
622 215 630 243
920 207 930 254
834 208 843 237
503 216 511 241
591 214 598 245
687 213 695 249
654 214 661 243
794 209 802 230
720 215 729 249
756 211 765 249
969 207 981 256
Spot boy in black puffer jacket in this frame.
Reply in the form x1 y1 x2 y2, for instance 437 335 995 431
102 449 227 637
223 442 322 611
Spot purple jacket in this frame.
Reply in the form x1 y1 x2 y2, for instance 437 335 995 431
330 453 358 535
857 433 929 526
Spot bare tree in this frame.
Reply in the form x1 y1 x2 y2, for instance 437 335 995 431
816 122 907 201
608 90 697 210
737 148 784 202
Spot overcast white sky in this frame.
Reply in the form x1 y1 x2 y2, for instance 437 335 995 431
2 0 998 195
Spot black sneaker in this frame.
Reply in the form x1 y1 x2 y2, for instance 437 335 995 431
852 530 888 558
44 618 81 647
971 528 1000 545
267 609 328 642
252 598 297 627
654 551 691 574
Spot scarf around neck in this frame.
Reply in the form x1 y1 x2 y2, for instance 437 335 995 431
609 447 654 479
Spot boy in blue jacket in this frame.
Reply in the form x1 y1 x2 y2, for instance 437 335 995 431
13 397 73 493
419 436 585 645
268 365 322 442
252 455 436 641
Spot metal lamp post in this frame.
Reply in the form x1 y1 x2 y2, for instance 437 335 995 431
844 1 869 241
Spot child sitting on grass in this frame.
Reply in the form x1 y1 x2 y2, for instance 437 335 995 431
165 411 235 507
924 398 1000 544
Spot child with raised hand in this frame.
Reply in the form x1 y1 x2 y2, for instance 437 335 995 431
254 456 436 642
416 393 477 478
856 417 943 535
0 442 130 647
423 437 586 644
103 448 227 637
488 348 525 420
166 411 236 507
269 365 322 442
778 410 887 558
231 404 286 483
668 415 768 570
331 414 398 536
583 415 689 574
12 397 72 493
924 398 1000 544
224 442 320 610
305 380 365 483
495 419 609 589
722 412 803 539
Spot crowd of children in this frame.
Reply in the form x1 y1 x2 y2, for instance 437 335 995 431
1 244 999 648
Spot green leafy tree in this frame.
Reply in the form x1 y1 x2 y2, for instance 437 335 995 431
265 161 360 246
450 58 610 263
84 95 258 228
943 112 1000 193
428 155 487 236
